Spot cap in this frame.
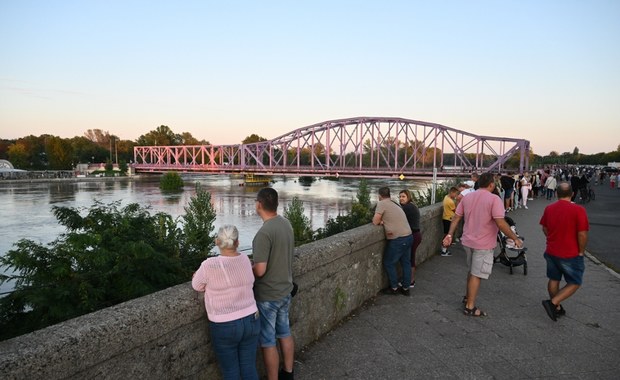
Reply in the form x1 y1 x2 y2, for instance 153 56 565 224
465 180 475 187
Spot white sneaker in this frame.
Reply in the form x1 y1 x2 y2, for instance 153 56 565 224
524 205 528 209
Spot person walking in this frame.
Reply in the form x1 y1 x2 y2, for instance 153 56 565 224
539 182 589 321
373 186 414 296
399 189 422 288
192 225 260 380
520 175 531 209
545 175 557 200
252 188 296 380
442 173 523 317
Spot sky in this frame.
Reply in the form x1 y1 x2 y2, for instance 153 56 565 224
1 0 619 156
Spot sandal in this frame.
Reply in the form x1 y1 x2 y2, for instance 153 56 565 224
463 306 487 317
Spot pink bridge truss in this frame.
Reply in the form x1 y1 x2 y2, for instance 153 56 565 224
133 117 530 178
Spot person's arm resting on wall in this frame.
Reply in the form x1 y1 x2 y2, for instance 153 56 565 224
372 212 383 226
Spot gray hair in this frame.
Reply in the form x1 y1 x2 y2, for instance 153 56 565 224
216 224 239 250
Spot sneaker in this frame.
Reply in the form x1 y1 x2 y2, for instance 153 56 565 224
542 300 558 321
556 304 566 317
524 205 528 209
381 287 399 295
279 369 294 380
400 287 410 296
410 281 416 288
441 251 452 257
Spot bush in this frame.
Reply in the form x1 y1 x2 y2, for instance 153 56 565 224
284 196 313 246
0 187 217 341
160 172 184 191
314 179 373 239
180 184 217 267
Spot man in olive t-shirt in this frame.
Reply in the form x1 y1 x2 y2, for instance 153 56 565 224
372 186 413 295
252 188 295 380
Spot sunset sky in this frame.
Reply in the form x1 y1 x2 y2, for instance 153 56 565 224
1 0 619 155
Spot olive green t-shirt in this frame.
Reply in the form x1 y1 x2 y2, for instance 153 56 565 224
252 215 295 302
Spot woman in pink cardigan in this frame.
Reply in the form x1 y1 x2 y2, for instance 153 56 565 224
192 225 259 380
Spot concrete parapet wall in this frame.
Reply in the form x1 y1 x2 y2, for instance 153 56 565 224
0 203 443 380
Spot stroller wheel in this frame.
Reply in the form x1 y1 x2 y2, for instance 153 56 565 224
523 262 528 276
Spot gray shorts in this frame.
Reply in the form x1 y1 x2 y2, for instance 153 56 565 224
464 246 495 279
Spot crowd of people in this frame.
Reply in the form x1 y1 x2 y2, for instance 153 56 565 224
437 169 590 321
191 166 597 378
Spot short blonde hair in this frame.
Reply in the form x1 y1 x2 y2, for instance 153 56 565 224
216 225 239 250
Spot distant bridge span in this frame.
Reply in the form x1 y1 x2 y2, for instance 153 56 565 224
133 117 530 178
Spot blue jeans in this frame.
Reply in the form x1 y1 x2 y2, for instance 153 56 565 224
209 312 260 380
384 234 413 289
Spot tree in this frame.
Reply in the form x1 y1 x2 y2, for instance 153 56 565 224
0 201 186 341
179 132 208 145
180 184 217 268
46 136 74 169
573 147 579 156
242 134 267 144
136 125 181 146
160 172 184 191
7 143 29 169
118 160 128 175
84 129 111 149
284 197 313 246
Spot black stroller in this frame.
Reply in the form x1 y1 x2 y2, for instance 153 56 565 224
494 216 527 275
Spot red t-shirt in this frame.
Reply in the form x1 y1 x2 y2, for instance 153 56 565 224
539 200 589 258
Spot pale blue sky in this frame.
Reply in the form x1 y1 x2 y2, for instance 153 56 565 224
1 0 619 155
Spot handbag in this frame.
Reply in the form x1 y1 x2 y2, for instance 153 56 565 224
290 282 298 297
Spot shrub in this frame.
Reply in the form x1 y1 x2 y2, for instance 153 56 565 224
284 196 314 246
160 172 184 191
0 186 218 341
181 184 217 267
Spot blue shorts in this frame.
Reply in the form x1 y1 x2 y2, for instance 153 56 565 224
504 188 514 200
544 253 585 285
256 295 292 347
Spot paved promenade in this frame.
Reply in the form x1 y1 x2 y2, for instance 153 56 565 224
294 186 620 379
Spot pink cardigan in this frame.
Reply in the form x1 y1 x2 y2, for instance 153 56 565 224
192 255 258 323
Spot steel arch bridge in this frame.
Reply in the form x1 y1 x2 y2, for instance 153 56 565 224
133 117 530 178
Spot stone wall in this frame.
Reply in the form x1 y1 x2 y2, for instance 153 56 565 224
0 203 443 380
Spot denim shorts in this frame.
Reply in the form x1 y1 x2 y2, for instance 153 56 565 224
544 253 585 285
256 295 292 347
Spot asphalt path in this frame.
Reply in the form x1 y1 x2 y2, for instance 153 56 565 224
578 179 620 272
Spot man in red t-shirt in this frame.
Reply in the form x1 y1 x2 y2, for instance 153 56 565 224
539 182 590 321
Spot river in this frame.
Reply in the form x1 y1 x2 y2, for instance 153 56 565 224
0 174 434 294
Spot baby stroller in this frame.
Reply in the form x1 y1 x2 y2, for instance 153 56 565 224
494 216 527 275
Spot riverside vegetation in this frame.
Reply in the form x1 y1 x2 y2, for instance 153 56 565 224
0 178 453 341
